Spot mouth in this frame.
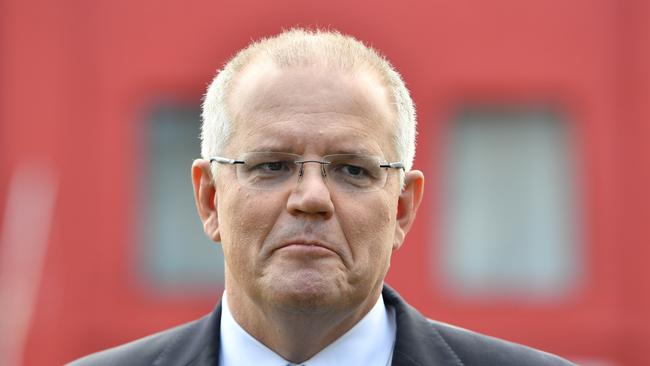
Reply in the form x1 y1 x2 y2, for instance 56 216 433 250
274 241 339 257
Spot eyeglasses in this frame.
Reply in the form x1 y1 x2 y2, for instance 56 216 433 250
209 152 404 192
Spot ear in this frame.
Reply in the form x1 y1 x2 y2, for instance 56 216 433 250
192 159 221 242
393 170 424 250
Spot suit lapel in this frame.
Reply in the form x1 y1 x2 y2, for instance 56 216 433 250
188 303 222 366
152 302 222 366
383 286 464 366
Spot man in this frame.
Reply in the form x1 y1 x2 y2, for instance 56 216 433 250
71 29 574 365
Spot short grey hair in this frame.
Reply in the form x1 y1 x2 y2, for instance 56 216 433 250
201 28 417 174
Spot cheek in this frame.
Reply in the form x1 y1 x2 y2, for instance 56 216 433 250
339 195 395 265
218 188 283 266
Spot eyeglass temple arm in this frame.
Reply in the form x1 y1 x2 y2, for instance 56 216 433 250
209 157 245 165
380 162 405 171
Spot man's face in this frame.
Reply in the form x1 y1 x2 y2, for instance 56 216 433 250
196 61 421 314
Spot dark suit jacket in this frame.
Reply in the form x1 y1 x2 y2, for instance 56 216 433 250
69 286 575 365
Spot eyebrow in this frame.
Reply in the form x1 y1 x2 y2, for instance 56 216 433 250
247 145 300 154
324 147 378 156
244 146 380 156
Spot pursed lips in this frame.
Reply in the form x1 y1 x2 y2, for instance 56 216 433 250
274 240 340 257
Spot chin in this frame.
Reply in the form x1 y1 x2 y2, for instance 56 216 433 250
264 269 349 314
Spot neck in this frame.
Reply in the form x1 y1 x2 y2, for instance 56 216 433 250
225 285 382 363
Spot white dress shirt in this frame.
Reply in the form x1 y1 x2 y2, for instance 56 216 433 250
219 290 396 366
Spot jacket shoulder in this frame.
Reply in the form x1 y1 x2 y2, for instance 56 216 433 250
67 317 205 366
429 319 575 366
382 284 575 366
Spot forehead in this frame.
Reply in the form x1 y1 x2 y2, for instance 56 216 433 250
225 60 396 156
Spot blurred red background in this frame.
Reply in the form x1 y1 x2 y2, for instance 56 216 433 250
1 0 649 365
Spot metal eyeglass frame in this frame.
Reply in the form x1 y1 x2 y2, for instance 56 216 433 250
208 154 404 189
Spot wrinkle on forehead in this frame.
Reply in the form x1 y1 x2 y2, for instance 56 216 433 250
231 119 384 157
241 111 381 137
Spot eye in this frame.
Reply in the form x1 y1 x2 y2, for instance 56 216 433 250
254 160 291 173
260 161 284 171
341 164 366 177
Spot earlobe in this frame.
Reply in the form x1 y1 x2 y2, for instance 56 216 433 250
191 159 221 242
393 170 424 250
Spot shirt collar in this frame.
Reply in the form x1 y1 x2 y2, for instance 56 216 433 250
219 290 396 366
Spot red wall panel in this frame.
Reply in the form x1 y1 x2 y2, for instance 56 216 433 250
0 0 648 364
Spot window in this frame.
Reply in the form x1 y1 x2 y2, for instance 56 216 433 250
441 105 581 300
138 104 224 294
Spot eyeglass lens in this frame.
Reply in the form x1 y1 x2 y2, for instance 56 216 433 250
235 152 390 192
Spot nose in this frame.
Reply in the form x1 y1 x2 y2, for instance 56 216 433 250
286 162 334 219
